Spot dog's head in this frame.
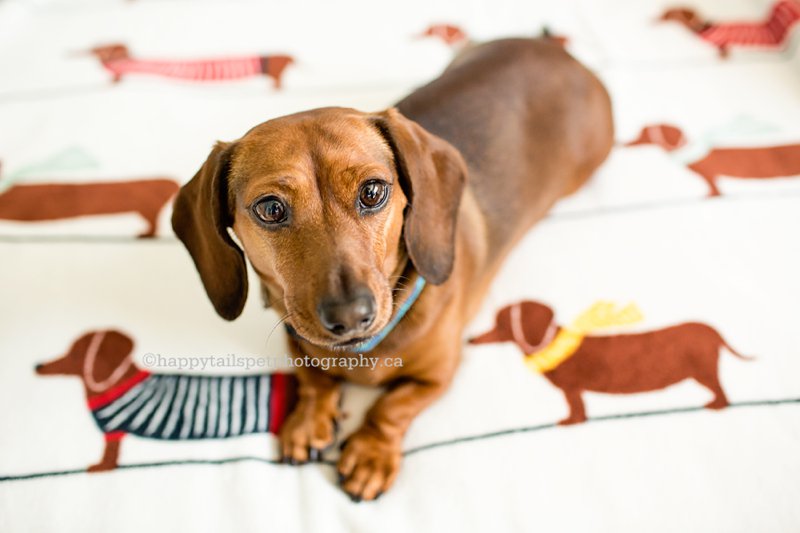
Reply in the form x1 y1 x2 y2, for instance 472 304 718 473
88 44 131 63
625 124 688 152
659 8 707 32
172 107 467 350
36 330 135 391
469 301 555 348
267 55 295 69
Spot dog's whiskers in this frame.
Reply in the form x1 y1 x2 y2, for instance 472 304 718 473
264 313 292 349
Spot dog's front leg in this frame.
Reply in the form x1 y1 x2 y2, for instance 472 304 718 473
338 360 453 502
88 435 123 473
279 344 341 464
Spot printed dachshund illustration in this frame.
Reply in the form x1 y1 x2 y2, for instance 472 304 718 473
470 301 751 425
660 0 800 57
419 24 568 48
81 44 295 89
0 165 179 237
419 24 470 47
626 124 800 196
36 330 297 472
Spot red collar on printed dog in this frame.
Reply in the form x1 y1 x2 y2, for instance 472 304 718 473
284 275 426 353
83 331 135 392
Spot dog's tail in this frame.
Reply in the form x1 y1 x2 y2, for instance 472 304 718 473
718 332 755 361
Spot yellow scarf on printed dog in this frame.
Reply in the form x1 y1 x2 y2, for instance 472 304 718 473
525 301 644 373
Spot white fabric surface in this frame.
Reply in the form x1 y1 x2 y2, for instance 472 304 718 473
1 0 799 531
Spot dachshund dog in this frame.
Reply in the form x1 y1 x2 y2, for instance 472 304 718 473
83 44 295 89
0 172 179 237
172 38 613 501
419 24 470 47
36 330 297 472
470 301 751 425
660 1 800 58
626 124 800 196
420 25 568 49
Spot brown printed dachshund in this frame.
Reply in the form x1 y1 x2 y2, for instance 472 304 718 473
420 24 569 49
36 330 297 472
470 301 751 425
419 24 470 47
626 124 800 196
0 171 179 237
171 38 613 501
83 44 295 89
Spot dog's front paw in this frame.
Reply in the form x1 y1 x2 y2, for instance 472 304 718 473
558 414 587 425
87 462 116 473
337 431 401 502
279 404 337 464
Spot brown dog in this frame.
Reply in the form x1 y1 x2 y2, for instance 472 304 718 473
172 38 613 500
0 177 179 237
470 301 751 425
626 124 800 196
36 330 297 472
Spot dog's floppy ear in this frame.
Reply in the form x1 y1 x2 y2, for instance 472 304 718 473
372 108 467 284
172 142 248 320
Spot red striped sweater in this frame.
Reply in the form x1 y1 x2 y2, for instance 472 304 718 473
700 0 800 47
102 56 265 81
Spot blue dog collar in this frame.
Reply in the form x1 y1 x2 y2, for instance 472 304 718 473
351 275 426 353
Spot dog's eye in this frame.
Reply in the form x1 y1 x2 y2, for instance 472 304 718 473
358 180 389 211
252 196 288 224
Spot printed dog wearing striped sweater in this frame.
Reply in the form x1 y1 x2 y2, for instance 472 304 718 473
470 301 750 425
660 0 800 58
626 124 800 196
84 44 295 89
0 165 178 237
35 330 297 472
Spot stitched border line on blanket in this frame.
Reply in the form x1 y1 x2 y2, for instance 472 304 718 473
1 396 797 484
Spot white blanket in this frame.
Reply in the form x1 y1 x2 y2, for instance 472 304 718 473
1 0 799 531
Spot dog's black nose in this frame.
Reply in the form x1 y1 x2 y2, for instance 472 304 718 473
318 289 376 337
35 363 43 371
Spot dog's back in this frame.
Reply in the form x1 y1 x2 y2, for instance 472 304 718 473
0 179 178 221
689 143 800 179
547 322 736 393
397 38 613 258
